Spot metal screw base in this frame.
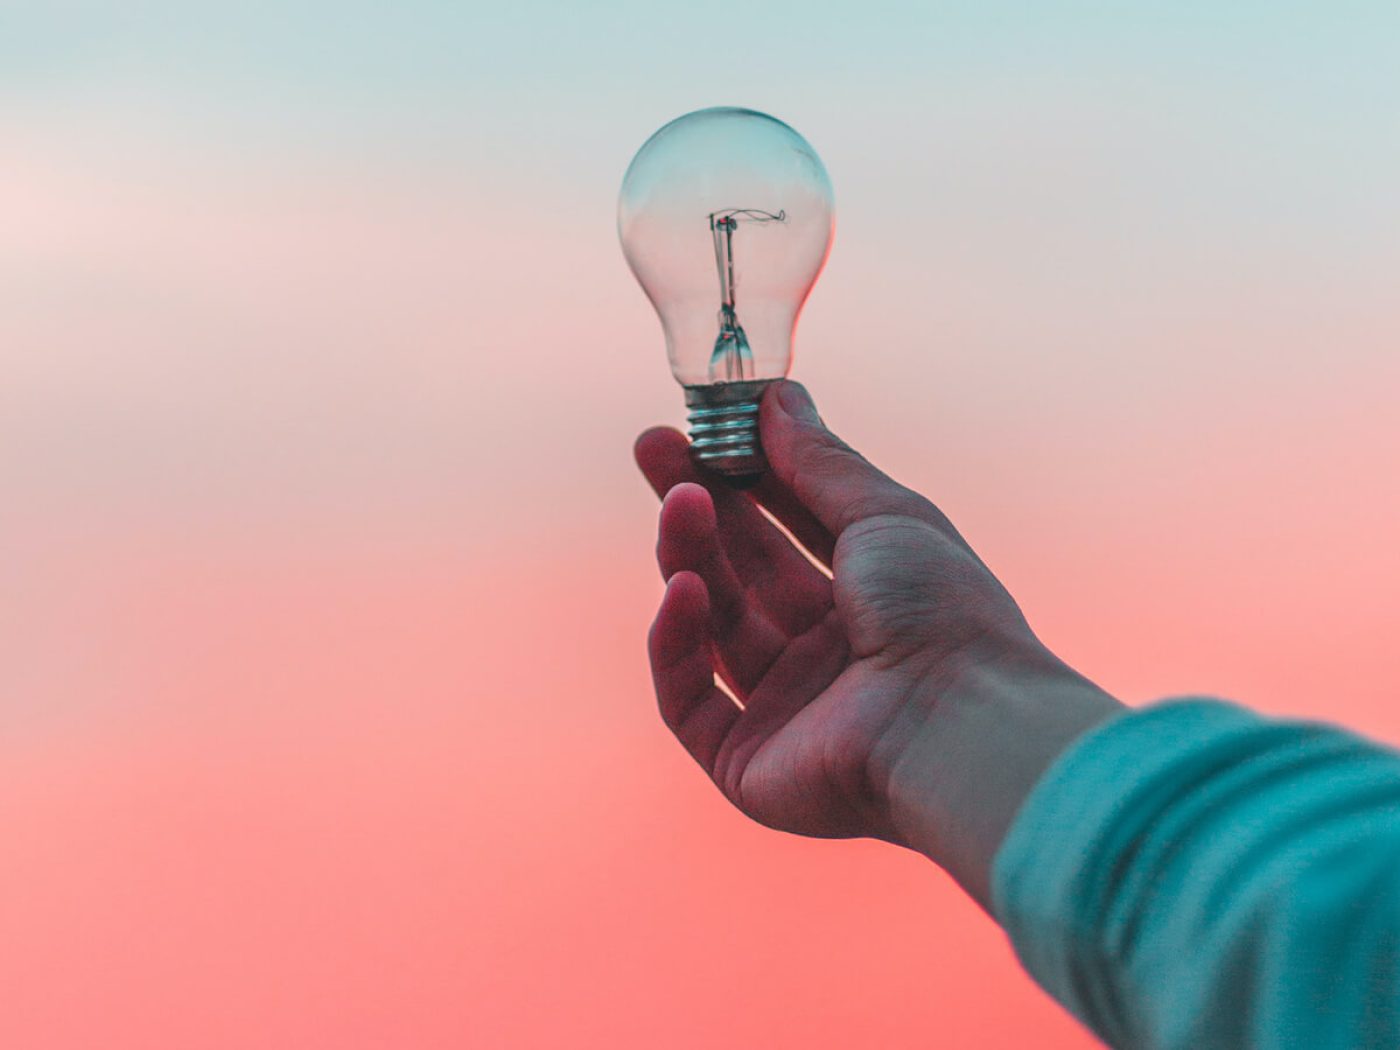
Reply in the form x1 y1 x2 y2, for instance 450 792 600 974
684 379 773 484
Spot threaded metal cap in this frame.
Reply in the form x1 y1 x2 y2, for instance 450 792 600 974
684 379 772 481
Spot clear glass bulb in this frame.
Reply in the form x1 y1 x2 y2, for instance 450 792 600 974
618 107 835 483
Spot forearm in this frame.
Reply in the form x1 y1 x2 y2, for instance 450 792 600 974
875 641 1124 911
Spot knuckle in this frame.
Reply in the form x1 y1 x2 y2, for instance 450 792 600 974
807 437 859 475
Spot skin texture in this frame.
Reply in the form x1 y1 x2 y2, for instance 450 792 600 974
636 381 1123 910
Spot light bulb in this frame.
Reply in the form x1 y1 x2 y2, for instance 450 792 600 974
618 106 835 484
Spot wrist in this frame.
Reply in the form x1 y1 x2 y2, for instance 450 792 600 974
871 637 1123 912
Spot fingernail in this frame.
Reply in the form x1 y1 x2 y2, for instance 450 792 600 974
776 381 822 425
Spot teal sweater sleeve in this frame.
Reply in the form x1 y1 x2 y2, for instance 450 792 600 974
992 698 1400 1049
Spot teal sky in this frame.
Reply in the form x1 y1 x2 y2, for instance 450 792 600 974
7 3 1397 275
10 4 1400 153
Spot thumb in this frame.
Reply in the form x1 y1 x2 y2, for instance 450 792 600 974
760 380 933 539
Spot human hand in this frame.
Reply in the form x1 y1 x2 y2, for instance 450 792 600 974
637 381 1120 904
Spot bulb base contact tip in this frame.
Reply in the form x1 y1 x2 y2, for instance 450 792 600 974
684 380 772 483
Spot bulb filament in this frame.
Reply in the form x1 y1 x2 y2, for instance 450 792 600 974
708 208 785 382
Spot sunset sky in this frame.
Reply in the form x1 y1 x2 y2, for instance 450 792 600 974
4 4 1399 1046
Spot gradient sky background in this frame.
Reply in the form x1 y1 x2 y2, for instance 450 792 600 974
4 3 1399 1047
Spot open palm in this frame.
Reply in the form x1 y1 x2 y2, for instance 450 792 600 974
636 381 1030 843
